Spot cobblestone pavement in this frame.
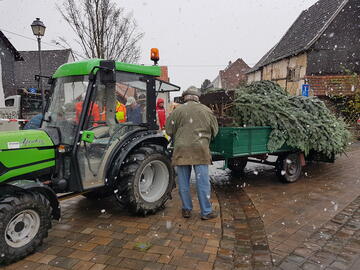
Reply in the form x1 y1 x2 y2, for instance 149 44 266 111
212 184 272 270
276 195 360 270
243 145 360 266
211 144 360 269
5 144 360 270
5 188 221 270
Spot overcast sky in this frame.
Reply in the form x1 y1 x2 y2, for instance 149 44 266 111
0 0 318 91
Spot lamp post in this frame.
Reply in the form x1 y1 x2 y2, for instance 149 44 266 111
31 18 46 112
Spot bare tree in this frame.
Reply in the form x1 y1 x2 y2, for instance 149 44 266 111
57 0 144 63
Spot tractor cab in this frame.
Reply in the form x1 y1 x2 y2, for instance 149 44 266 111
43 59 180 193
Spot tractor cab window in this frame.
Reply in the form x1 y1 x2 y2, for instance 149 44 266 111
115 72 147 125
44 75 88 145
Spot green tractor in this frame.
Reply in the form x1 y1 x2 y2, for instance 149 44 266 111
0 59 180 264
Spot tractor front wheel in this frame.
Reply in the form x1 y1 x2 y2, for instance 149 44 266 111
0 191 52 265
115 145 174 215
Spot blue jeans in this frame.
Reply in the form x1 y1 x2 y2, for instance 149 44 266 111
176 165 212 216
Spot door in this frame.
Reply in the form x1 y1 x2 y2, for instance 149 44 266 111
77 72 149 190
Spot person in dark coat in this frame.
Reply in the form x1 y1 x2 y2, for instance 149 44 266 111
165 86 218 220
126 97 142 124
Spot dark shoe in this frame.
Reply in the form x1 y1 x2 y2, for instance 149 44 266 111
182 209 192 218
201 211 218 220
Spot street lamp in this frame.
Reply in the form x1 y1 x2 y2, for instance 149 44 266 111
31 18 46 112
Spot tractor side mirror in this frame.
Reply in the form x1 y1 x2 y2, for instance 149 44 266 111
81 130 95 143
99 60 116 84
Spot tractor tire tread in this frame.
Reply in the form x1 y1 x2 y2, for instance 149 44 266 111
0 191 52 265
116 144 174 215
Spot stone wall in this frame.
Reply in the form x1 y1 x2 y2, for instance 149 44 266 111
305 75 359 96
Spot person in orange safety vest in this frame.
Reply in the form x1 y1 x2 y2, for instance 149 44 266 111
116 101 127 123
76 92 127 124
92 101 126 123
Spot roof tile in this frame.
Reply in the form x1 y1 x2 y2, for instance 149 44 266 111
249 0 348 72
14 49 71 89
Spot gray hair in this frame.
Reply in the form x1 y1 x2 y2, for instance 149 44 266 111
184 94 199 102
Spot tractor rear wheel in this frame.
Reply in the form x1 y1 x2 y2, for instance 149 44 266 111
115 144 174 215
0 191 52 265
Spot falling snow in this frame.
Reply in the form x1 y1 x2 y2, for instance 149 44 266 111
166 221 172 229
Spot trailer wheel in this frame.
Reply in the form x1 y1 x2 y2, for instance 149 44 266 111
276 153 302 183
115 144 174 215
228 157 248 174
0 191 51 265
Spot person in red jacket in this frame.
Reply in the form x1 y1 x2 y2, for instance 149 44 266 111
156 98 166 130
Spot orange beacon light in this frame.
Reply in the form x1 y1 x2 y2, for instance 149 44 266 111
151 48 160 65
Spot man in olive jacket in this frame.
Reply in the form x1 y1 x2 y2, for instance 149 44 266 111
165 86 218 219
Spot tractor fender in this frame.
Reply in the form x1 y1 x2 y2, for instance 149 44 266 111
105 131 169 186
0 180 60 220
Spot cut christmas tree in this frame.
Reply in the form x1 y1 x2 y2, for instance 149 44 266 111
228 81 351 158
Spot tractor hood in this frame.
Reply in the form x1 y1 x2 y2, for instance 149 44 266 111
0 130 56 183
0 130 54 150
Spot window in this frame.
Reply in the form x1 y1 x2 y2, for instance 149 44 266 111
115 72 148 125
5 98 14 107
287 67 301 82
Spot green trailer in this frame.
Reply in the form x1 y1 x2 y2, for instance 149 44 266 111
210 126 334 183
